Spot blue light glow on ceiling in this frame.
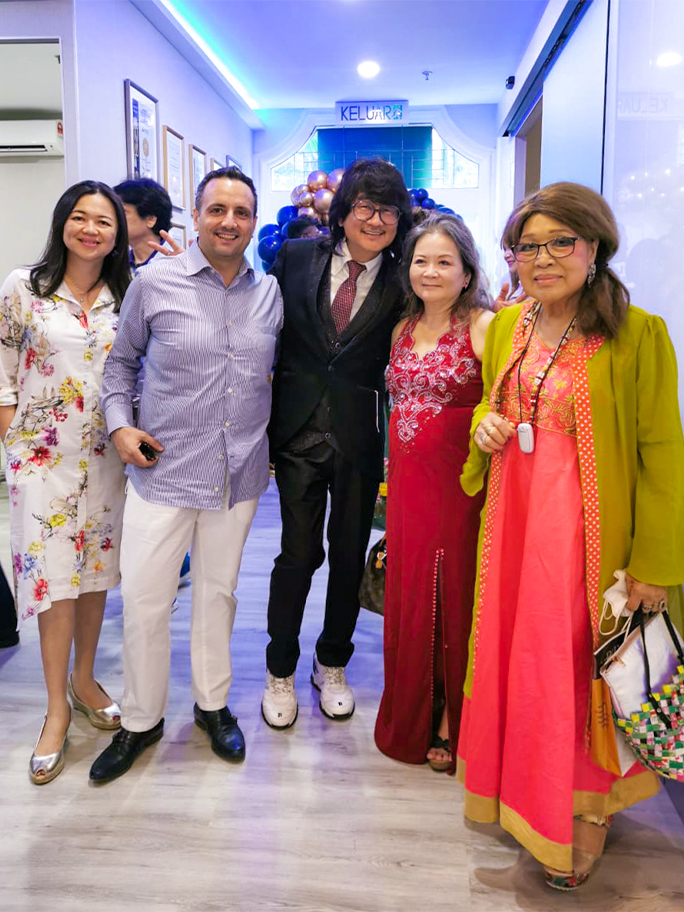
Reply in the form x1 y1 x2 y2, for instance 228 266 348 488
158 0 259 109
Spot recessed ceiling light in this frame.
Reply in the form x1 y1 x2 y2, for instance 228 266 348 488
357 61 380 79
656 51 683 67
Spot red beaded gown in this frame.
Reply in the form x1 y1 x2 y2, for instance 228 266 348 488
375 316 485 773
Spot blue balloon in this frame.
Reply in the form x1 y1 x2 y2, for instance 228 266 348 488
421 197 436 210
277 205 298 226
415 188 428 203
258 235 282 263
440 207 456 215
281 219 300 239
258 223 280 240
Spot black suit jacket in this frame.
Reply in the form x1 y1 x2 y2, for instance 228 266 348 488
269 237 403 480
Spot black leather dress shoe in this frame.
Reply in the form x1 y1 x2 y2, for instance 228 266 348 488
89 718 164 783
193 704 245 761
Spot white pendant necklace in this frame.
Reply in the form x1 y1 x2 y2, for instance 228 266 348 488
515 306 577 454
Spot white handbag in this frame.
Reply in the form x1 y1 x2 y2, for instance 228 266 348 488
599 608 684 781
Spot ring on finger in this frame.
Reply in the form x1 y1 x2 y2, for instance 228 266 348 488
485 425 495 435
657 599 667 611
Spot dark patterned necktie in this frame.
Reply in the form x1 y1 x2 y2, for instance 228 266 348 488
331 260 366 335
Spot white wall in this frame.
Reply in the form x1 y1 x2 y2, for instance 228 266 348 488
73 0 253 242
540 0 609 190
1 0 79 181
0 1 75 280
498 0 570 131
0 158 65 281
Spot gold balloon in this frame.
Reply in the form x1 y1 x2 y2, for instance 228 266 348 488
291 183 308 205
327 168 345 192
319 213 330 226
313 188 334 214
307 170 328 192
297 190 314 207
297 206 316 218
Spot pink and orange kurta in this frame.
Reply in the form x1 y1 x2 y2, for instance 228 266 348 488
457 317 658 871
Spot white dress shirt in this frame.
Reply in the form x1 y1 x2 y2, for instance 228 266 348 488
330 240 383 321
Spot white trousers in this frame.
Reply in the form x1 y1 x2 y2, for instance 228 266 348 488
120 483 258 731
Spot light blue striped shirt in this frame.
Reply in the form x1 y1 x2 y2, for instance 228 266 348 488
101 241 283 509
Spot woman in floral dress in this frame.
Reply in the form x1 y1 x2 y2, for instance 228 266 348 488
375 214 493 773
0 180 131 783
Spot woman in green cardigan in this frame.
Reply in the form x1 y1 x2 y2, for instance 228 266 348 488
456 182 684 891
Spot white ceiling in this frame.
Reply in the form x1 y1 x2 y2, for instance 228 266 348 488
0 41 63 114
150 0 550 109
0 2 551 116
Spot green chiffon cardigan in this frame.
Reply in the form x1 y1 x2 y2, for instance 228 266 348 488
461 302 684 678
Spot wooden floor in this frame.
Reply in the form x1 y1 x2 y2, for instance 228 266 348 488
1 480 683 912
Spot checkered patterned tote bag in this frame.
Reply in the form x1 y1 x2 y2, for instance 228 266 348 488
600 609 684 781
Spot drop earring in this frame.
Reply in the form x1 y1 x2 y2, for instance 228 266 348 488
587 262 596 285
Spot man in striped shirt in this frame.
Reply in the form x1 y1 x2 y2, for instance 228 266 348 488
91 168 283 783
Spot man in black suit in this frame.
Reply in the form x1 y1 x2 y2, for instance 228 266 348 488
263 158 411 728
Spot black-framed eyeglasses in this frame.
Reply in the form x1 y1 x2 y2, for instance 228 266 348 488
352 200 400 226
511 236 579 263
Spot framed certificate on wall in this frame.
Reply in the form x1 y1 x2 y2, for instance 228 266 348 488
226 155 242 171
189 144 207 205
124 79 159 181
163 126 185 210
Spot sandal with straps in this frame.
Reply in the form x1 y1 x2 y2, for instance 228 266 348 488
427 734 452 772
544 814 613 891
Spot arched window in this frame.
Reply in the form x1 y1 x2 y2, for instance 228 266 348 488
271 126 478 190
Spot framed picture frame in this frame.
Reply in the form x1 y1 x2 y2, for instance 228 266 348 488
163 126 185 210
168 222 187 250
226 155 242 171
209 157 221 172
189 144 207 205
124 79 159 181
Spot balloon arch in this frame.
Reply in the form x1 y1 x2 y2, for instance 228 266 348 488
257 168 458 271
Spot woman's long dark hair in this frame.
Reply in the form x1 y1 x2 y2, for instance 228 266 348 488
506 182 629 339
29 180 130 310
401 213 486 321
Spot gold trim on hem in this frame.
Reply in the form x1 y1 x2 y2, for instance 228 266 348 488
460 769 660 870
500 802 571 872
574 769 660 816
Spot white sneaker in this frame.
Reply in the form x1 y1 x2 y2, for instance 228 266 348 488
261 671 298 729
311 656 355 720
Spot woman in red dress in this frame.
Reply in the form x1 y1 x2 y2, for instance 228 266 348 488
375 214 493 773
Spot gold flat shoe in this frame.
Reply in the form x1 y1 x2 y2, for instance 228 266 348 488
68 674 121 730
544 814 613 891
29 708 70 785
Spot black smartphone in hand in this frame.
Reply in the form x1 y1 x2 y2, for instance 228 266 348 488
139 441 158 462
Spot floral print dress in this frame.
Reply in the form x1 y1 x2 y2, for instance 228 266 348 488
0 269 126 625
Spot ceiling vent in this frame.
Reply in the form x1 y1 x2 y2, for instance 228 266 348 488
0 120 64 157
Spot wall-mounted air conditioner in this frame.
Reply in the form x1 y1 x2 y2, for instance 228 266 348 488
0 120 64 157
